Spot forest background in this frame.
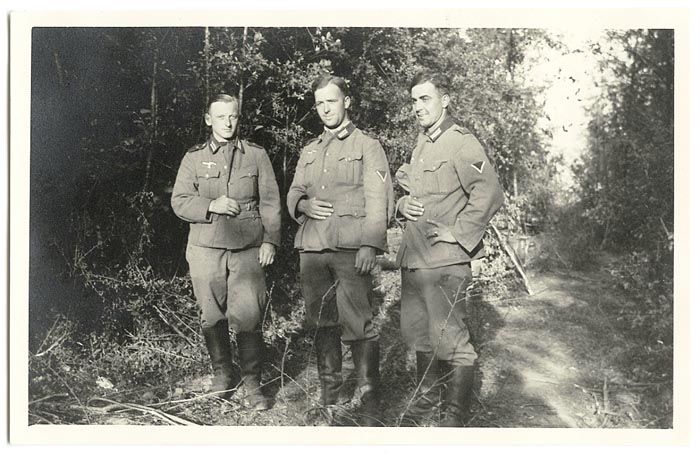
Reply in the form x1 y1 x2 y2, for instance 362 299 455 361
24 25 675 428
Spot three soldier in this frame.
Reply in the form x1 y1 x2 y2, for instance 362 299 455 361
171 72 503 427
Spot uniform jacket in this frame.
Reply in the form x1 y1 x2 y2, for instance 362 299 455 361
396 116 504 269
287 122 393 252
171 136 282 250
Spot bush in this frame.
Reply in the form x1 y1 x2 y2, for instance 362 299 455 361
605 247 673 346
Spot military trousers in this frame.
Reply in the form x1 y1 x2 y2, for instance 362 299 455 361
186 244 266 332
300 250 378 342
400 264 477 366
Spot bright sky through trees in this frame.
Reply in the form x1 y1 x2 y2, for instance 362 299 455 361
528 29 625 188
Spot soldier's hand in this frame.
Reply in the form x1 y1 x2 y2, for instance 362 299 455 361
399 196 424 221
258 242 276 267
208 196 241 216
355 246 377 275
299 197 334 220
425 219 457 244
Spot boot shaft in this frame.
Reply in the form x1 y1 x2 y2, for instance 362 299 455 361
405 351 442 418
440 364 475 427
237 331 265 379
202 320 236 398
314 326 343 405
350 339 380 389
350 339 382 426
237 330 271 410
415 351 441 394
202 320 233 366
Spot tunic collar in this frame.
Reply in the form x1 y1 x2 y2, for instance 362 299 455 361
426 115 455 143
208 136 241 154
325 121 356 141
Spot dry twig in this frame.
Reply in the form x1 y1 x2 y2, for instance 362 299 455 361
87 397 199 425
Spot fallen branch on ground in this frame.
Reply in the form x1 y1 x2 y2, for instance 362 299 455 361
489 223 533 295
87 397 199 425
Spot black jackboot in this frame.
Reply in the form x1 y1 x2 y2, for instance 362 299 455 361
350 339 382 427
202 320 237 399
314 326 343 406
439 364 475 427
237 331 271 411
406 351 442 418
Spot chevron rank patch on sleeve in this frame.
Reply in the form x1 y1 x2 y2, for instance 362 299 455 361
376 169 387 182
471 161 485 173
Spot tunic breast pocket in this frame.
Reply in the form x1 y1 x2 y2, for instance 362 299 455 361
299 154 318 186
422 159 457 195
195 168 221 198
338 150 363 185
231 166 258 199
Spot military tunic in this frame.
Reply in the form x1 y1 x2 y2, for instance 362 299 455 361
287 122 393 341
171 137 282 331
396 116 504 365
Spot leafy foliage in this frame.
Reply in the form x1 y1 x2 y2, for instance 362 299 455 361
566 29 674 388
575 30 673 251
28 27 582 425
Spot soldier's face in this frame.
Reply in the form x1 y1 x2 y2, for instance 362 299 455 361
314 83 350 129
205 101 239 142
411 81 449 129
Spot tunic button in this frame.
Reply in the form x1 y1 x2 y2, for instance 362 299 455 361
321 185 326 190
205 173 209 178
323 169 328 173
224 165 227 170
420 159 424 163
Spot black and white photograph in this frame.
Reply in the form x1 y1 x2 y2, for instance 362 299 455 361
6 2 694 447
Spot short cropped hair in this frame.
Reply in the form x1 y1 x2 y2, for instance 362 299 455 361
311 74 349 97
206 93 239 113
409 71 451 95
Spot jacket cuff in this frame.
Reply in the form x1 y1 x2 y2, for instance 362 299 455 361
453 219 487 254
361 225 388 253
394 195 410 222
288 195 308 225
262 231 281 247
192 197 215 223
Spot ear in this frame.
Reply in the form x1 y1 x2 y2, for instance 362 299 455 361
204 112 212 127
343 95 351 110
441 93 450 109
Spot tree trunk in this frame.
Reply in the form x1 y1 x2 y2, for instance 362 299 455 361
204 26 211 100
238 26 248 113
141 55 158 196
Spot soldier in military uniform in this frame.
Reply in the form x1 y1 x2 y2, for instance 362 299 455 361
171 94 281 410
396 72 505 426
287 74 393 426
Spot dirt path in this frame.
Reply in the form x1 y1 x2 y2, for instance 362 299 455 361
462 265 671 428
472 269 634 428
